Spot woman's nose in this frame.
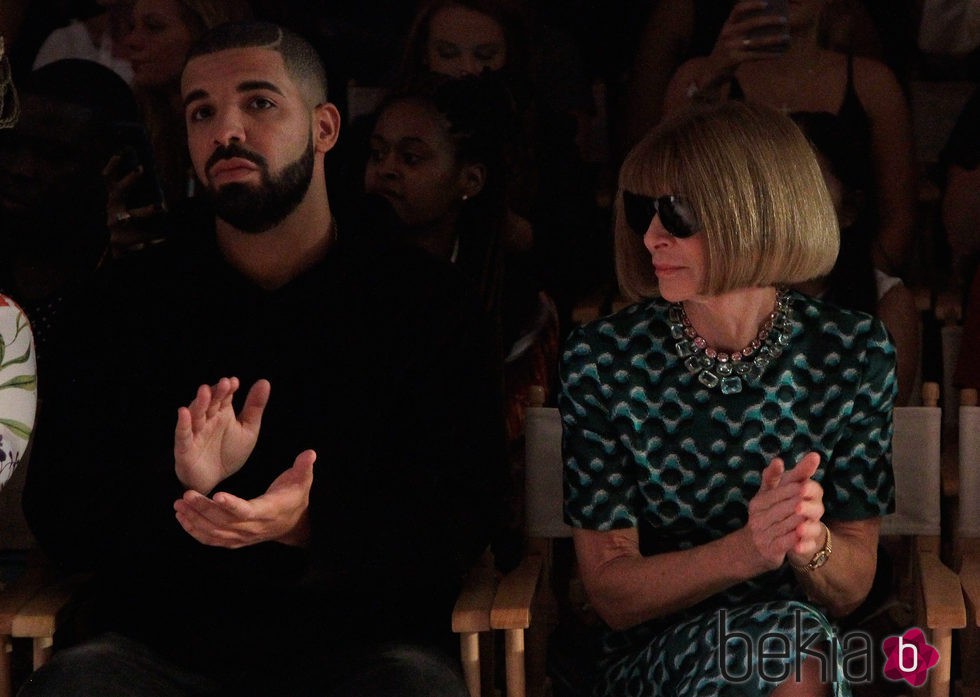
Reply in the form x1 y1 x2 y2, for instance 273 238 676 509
643 215 672 251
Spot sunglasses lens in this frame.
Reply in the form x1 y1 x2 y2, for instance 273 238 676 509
657 197 697 239
623 191 656 236
623 191 699 239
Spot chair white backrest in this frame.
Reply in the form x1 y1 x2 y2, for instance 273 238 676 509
528 403 945 538
881 404 943 537
524 406 572 540
958 395 980 538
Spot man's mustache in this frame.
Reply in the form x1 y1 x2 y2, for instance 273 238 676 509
205 143 267 175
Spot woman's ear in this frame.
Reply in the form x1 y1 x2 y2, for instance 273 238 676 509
460 163 486 200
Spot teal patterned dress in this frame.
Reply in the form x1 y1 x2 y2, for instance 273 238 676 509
560 290 896 697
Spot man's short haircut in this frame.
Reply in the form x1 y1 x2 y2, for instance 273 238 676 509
615 100 839 301
185 21 328 106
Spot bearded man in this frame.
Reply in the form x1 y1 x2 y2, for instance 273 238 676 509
21 22 506 697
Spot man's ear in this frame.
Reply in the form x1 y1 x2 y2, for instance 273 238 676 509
460 163 486 200
313 102 341 154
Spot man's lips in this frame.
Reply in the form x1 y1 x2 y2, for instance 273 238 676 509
209 158 259 181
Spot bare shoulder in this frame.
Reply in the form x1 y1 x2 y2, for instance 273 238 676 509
664 56 714 98
877 281 917 322
672 55 712 83
850 54 906 111
662 56 717 118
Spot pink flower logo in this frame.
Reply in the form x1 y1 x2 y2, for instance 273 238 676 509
881 628 940 686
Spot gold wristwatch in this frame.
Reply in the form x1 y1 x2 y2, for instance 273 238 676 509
794 523 832 573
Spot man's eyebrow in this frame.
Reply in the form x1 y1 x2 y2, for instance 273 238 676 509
182 81 286 108
183 88 208 108
237 80 285 97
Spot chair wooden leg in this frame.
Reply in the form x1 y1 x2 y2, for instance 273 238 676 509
0 636 12 697
505 628 525 697
31 636 51 671
460 632 480 697
527 575 558 697
928 627 952 697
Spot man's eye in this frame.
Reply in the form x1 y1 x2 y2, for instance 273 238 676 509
249 97 275 110
475 49 499 62
188 106 213 122
402 153 422 165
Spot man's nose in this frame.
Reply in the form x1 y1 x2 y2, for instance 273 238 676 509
212 109 245 146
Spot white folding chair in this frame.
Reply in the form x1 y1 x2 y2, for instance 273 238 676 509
490 387 571 697
881 383 965 697
956 388 980 696
452 549 498 697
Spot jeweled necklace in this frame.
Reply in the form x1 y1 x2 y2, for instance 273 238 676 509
667 288 793 394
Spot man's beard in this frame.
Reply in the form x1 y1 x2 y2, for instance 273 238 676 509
205 137 315 234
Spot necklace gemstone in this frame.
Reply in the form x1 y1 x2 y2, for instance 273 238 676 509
668 289 793 394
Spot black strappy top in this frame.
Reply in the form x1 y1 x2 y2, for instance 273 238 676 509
729 54 875 196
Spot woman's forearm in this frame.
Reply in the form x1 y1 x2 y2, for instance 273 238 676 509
791 518 880 617
574 526 772 630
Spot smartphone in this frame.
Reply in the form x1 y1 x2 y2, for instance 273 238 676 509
746 0 790 52
110 120 167 212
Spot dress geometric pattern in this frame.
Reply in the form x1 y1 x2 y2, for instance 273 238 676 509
559 290 896 696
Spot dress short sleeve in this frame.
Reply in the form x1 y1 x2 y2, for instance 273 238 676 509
822 315 896 520
559 323 639 531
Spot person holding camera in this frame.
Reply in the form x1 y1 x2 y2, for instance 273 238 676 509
661 0 915 279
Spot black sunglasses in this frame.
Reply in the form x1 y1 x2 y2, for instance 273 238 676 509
622 190 700 239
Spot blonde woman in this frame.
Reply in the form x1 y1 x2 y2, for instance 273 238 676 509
107 0 251 253
561 101 895 696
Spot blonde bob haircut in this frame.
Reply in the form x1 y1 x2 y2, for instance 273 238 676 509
615 101 839 301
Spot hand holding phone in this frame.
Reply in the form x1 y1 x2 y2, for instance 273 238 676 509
102 121 169 256
742 0 791 53
106 120 167 214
